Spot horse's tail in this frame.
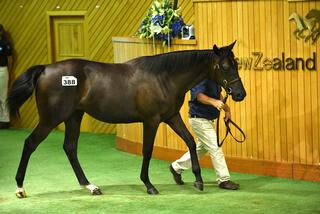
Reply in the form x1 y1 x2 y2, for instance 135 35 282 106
7 65 46 117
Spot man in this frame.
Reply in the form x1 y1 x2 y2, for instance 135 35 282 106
0 24 13 129
169 78 239 190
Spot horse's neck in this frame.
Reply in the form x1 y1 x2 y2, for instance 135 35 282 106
168 62 209 94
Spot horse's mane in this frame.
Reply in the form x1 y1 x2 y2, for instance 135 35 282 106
127 49 216 74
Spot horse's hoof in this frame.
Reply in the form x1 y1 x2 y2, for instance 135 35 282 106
85 184 102 195
147 187 159 195
92 188 102 195
16 188 27 198
193 181 204 191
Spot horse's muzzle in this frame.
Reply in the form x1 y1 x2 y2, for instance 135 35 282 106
232 90 246 102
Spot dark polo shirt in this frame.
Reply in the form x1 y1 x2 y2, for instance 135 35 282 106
189 78 222 120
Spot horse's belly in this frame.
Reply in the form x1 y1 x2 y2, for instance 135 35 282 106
86 111 141 123
82 101 142 123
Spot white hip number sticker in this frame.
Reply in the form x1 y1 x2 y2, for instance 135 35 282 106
62 76 77 86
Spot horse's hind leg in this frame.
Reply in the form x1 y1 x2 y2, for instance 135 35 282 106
15 123 53 198
165 113 204 191
63 111 102 195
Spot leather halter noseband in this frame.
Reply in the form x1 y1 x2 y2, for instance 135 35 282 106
223 77 241 95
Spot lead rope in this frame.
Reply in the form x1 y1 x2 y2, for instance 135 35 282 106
216 94 246 147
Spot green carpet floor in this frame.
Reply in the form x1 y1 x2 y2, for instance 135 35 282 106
0 129 319 214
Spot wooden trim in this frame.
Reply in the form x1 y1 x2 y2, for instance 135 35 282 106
116 137 320 182
83 12 89 60
193 0 310 2
112 36 197 46
192 0 227 2
46 11 87 16
46 13 53 63
293 164 320 181
192 0 249 2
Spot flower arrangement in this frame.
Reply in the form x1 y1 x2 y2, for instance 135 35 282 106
138 0 185 45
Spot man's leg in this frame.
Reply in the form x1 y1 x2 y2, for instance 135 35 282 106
169 118 208 184
171 143 207 174
200 120 230 183
197 119 239 189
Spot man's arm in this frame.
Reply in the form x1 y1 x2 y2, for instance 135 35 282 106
196 93 225 111
197 93 231 120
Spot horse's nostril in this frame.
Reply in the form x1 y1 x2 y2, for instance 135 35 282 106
235 91 246 99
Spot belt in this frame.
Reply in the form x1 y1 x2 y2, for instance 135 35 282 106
189 114 199 118
189 114 214 121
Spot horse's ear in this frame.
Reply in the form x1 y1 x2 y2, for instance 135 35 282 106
213 44 220 55
228 40 237 50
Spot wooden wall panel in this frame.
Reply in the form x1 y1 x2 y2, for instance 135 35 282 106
114 0 320 176
0 0 194 133
193 0 320 166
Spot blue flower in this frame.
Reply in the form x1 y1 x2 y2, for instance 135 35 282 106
171 19 185 37
152 14 164 25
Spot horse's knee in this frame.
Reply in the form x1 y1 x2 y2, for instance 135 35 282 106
23 138 38 153
187 142 196 152
184 135 196 148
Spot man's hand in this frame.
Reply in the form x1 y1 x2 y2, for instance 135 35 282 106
212 99 225 111
196 93 231 119
223 104 231 121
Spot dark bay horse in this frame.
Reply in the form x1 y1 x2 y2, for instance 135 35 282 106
8 42 246 198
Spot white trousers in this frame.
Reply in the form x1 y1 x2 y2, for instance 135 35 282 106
172 117 230 183
0 66 9 122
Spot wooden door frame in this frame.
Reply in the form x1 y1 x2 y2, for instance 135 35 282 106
46 11 89 63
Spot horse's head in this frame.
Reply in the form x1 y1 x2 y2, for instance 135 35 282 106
210 41 246 102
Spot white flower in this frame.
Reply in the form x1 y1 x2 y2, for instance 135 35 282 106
150 23 163 34
154 1 161 8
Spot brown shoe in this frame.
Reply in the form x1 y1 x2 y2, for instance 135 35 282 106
219 180 239 190
169 164 184 185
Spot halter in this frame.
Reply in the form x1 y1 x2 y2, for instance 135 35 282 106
222 77 241 95
214 63 246 147
214 62 242 95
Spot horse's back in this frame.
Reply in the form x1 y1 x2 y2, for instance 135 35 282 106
35 58 178 124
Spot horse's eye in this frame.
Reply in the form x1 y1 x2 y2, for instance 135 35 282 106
222 63 230 70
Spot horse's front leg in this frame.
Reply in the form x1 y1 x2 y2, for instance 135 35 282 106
141 119 160 194
166 113 204 191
